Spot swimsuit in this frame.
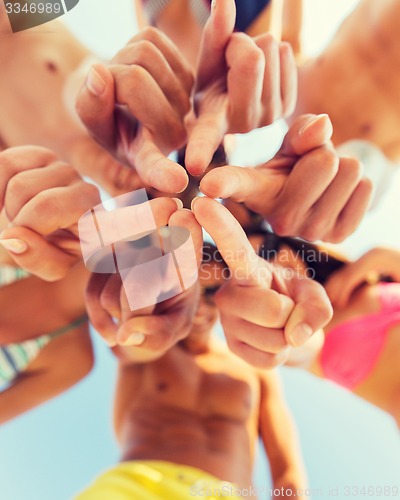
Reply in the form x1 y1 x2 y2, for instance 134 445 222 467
76 461 243 499
142 0 272 31
320 283 400 390
0 266 87 390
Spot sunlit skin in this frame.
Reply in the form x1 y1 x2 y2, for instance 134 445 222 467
264 245 400 426
112 288 307 494
197 198 400 425
294 0 400 162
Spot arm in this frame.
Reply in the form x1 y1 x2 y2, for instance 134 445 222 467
258 369 307 496
325 247 400 308
0 16 140 195
0 324 93 425
282 0 304 59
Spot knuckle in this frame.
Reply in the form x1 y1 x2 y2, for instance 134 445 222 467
256 32 276 51
81 182 100 202
134 39 157 60
6 174 27 200
329 227 349 244
313 148 340 176
338 156 363 181
116 65 146 95
31 192 57 216
141 26 162 44
149 330 174 352
301 221 327 242
263 107 281 126
270 213 297 237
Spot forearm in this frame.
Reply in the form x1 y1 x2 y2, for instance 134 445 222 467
0 19 92 160
282 0 303 57
259 372 307 493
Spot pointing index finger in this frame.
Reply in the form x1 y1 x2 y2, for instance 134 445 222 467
192 196 272 287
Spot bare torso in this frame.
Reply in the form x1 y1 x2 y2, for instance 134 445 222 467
113 338 261 490
296 0 400 161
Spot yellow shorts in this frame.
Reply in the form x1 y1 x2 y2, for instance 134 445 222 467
75 460 243 499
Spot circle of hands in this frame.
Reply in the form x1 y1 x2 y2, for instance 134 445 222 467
0 0 373 368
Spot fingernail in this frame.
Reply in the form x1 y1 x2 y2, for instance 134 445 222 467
86 66 106 96
106 339 118 348
276 346 291 363
211 0 217 11
299 114 329 135
191 196 202 211
0 238 28 254
172 198 184 210
124 332 146 346
289 323 313 347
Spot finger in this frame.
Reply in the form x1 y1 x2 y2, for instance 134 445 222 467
118 245 164 317
0 146 57 211
115 40 191 118
4 163 79 220
215 284 294 328
168 208 204 267
127 27 194 96
85 273 118 346
332 177 373 243
285 276 333 347
116 302 190 350
75 64 116 149
272 146 339 235
200 164 265 201
254 34 281 125
222 316 290 368
279 114 333 156
82 197 183 261
185 106 228 176
70 137 144 196
196 0 236 90
301 157 364 241
100 273 124 320
0 226 79 281
11 182 100 236
192 196 271 286
222 314 289 354
279 42 297 118
110 64 187 150
132 131 188 193
226 33 265 133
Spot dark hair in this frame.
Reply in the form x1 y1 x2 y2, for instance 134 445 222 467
255 231 346 284
201 231 347 285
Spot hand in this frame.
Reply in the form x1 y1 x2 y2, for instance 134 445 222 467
200 114 373 243
0 146 101 281
85 204 203 352
185 0 297 175
192 196 333 368
75 28 194 193
325 247 400 308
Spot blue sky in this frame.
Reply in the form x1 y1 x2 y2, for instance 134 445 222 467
0 332 399 500
1 1 399 499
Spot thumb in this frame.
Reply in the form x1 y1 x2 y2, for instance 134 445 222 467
133 131 188 192
185 107 228 176
200 164 264 201
75 64 116 149
284 275 333 347
280 114 333 156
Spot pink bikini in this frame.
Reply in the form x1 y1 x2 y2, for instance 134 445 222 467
320 283 400 390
